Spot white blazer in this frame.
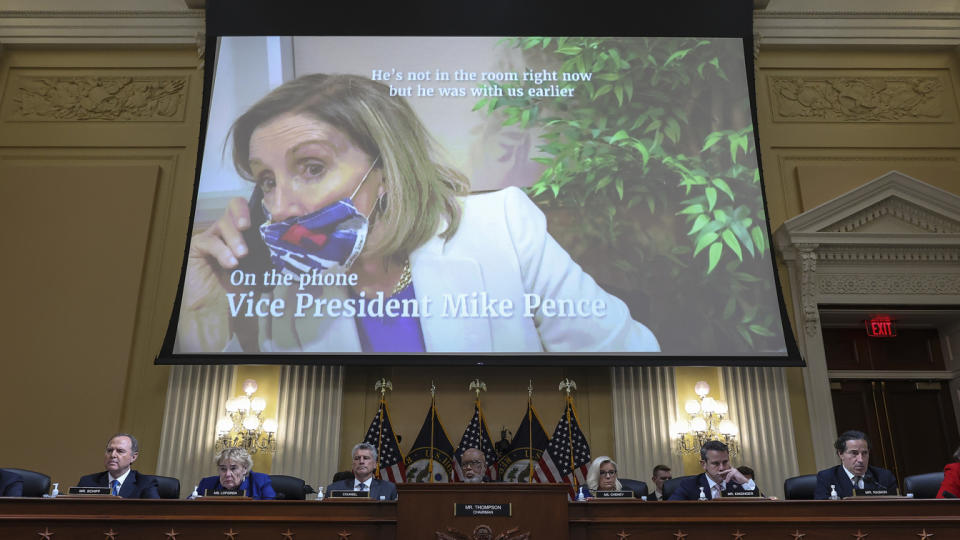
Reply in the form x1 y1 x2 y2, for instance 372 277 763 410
259 187 659 353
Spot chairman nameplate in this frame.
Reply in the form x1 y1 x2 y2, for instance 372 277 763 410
454 503 512 517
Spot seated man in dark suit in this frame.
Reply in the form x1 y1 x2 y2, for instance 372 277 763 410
668 440 758 500
77 433 159 499
814 430 898 499
326 442 397 500
647 464 672 501
0 469 24 497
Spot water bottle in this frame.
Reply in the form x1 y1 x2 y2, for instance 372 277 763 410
829 484 839 500
641 495 647 501
576 486 587 501
50 483 59 498
188 485 199 500
316 485 324 501
698 486 707 501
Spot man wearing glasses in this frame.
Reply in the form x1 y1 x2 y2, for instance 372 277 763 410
460 448 492 483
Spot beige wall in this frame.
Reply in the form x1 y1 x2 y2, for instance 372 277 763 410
0 46 203 485
756 45 960 472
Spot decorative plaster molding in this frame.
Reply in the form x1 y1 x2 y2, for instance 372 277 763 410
754 9 960 46
818 273 960 295
817 246 960 264
768 76 945 123
798 244 819 337
8 75 188 122
826 197 960 234
0 11 203 45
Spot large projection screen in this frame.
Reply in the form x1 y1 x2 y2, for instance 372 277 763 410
157 0 802 366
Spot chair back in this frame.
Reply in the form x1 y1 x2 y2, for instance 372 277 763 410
783 473 818 500
152 475 181 499
904 472 945 499
1 468 50 497
618 478 649 498
270 474 308 500
662 475 696 500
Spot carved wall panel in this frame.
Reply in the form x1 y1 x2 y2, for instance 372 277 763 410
767 73 950 122
5 73 188 122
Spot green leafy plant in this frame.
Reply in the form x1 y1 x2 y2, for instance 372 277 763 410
476 37 780 352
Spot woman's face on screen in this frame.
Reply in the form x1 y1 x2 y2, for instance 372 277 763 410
248 112 381 222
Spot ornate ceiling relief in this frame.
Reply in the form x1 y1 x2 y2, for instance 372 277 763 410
768 75 946 122
818 273 960 295
8 75 187 121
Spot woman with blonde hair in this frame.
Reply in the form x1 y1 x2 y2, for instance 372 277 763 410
584 456 623 497
196 447 275 499
178 73 659 354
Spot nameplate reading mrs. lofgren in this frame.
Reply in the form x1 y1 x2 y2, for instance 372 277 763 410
454 503 512 517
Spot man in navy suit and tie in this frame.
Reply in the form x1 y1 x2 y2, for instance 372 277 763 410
326 442 397 501
669 440 758 500
814 430 898 499
77 434 159 499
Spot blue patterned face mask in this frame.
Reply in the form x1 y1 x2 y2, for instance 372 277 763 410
259 156 379 277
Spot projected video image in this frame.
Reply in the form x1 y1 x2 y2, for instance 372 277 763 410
172 36 787 357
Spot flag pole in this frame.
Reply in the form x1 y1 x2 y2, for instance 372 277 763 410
527 380 534 483
559 378 578 488
428 381 436 483
374 378 393 479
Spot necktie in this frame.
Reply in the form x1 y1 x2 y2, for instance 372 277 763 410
111 479 120 496
712 484 721 499
853 476 862 489
356 482 368 492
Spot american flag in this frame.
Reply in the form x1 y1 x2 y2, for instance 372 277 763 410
536 398 591 497
453 403 499 481
362 400 406 484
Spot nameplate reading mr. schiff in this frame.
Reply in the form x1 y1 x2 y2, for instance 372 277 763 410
68 486 112 495
454 503 512 517
328 490 371 498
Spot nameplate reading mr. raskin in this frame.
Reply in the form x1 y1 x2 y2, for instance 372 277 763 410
328 490 371 498
454 503 512 517
68 486 112 495
853 488 892 497
595 490 635 499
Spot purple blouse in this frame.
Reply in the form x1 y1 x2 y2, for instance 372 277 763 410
354 282 426 353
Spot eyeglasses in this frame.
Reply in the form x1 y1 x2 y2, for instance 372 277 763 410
462 460 485 469
599 470 618 477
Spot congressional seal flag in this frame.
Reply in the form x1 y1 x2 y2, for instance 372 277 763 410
404 386 457 482
453 403 499 482
536 379 591 497
362 386 406 484
497 399 550 483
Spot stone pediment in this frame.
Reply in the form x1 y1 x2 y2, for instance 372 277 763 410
775 171 960 248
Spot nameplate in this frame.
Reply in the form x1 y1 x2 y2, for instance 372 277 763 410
725 489 760 497
68 487 112 495
205 489 243 497
853 487 891 497
454 503 512 517
595 490 635 499
328 490 371 498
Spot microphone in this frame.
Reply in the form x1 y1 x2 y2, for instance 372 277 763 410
862 472 876 489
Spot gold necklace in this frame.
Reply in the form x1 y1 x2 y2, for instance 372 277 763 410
391 260 412 296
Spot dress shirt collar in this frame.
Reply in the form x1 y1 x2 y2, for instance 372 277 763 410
355 478 372 490
108 468 131 488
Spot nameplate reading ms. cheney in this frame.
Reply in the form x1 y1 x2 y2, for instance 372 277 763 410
454 503 512 517
595 490 635 499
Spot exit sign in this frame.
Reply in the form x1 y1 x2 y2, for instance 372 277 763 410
865 317 896 338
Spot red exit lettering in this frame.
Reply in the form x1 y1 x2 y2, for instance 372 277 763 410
865 317 896 337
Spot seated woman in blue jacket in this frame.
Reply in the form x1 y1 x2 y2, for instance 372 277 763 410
197 447 275 500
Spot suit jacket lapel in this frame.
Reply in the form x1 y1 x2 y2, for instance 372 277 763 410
410 235 493 352
118 471 135 498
